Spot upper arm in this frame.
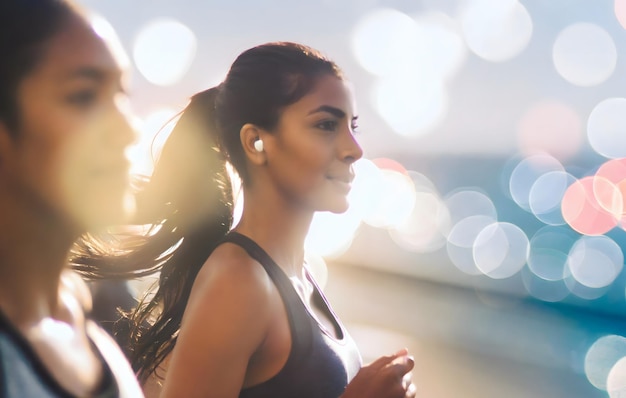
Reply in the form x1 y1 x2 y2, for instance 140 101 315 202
159 247 273 398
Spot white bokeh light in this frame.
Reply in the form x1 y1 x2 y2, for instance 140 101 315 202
351 8 421 77
459 0 533 62
305 209 361 258
509 154 564 212
389 191 450 253
567 235 624 289
586 335 626 391
553 23 617 87
413 12 468 81
446 215 496 275
444 189 497 226
527 226 578 282
473 222 529 279
372 74 448 137
587 98 626 159
528 170 575 225
133 19 197 86
362 169 417 229
521 266 570 303
608 356 626 398
347 158 385 222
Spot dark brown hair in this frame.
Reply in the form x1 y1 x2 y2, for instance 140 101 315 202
72 41 343 382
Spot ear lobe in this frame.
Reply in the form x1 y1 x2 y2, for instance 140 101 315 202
240 123 267 166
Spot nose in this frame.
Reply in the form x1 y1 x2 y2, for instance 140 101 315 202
339 128 363 164
110 93 137 149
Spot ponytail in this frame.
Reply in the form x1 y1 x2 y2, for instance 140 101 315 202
71 86 234 382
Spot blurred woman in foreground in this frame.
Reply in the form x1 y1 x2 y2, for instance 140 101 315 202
0 1 143 396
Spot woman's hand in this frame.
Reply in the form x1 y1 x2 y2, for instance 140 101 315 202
341 349 417 398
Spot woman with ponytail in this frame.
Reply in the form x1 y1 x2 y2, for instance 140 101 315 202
74 41 417 398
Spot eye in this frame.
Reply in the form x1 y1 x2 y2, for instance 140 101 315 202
315 120 338 132
66 90 97 108
351 122 360 135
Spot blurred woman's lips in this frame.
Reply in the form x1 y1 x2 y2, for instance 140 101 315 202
90 159 129 180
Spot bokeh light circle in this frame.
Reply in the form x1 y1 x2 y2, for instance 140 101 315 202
567 235 623 288
444 189 497 227
133 19 197 86
348 158 385 221
562 176 619 235
306 209 361 258
588 98 626 159
616 0 626 29
595 158 626 223
446 215 496 275
528 226 578 281
351 8 421 77
473 222 529 279
585 335 626 390
414 12 467 81
372 74 448 137
521 266 570 302
608 356 626 397
516 100 583 161
389 190 450 253
459 0 533 62
509 154 564 212
529 170 575 225
362 169 417 229
553 23 617 87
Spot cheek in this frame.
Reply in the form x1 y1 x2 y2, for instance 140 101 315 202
18 113 130 228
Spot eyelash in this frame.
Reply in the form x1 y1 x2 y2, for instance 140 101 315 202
66 90 97 107
316 120 338 131
315 120 360 135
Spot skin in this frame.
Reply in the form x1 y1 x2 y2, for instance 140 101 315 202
147 75 416 398
0 11 140 397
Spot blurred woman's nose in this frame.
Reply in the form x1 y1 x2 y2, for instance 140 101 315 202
110 94 136 148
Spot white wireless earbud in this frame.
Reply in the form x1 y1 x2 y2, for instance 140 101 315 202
254 139 264 152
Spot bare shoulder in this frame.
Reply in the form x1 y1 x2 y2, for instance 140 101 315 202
193 241 275 301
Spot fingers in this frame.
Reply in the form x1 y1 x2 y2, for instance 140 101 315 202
388 354 415 379
405 381 417 398
368 348 409 370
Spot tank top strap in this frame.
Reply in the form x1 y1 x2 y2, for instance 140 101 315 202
220 231 313 356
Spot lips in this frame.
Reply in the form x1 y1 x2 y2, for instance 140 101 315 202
90 158 130 180
327 173 355 184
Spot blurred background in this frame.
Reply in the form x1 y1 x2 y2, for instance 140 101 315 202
78 0 626 396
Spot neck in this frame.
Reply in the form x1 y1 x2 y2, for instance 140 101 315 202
234 187 313 277
0 194 78 326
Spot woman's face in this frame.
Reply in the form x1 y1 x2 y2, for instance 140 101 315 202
0 14 134 230
264 74 363 214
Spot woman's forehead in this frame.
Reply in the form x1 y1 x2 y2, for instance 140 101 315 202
33 15 123 82
292 75 357 117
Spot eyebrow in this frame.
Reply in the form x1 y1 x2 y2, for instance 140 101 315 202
308 105 346 119
61 66 117 83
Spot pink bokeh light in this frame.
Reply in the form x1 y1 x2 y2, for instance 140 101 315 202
562 176 619 235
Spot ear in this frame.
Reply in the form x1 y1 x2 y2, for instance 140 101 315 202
240 123 267 166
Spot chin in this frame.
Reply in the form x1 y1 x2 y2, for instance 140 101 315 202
323 199 350 214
